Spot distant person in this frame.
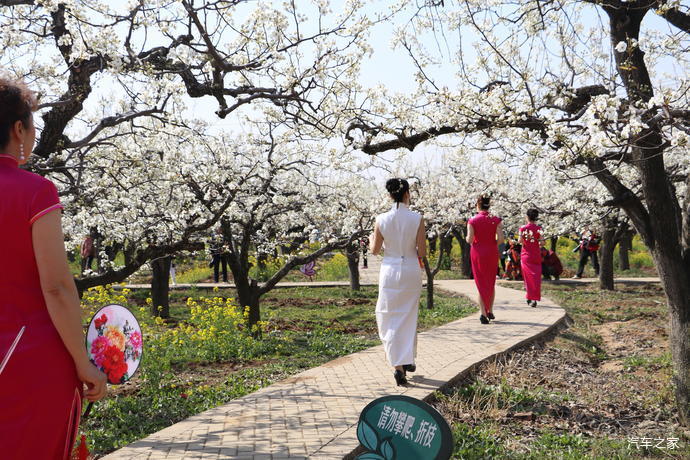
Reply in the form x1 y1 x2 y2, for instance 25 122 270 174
466 195 504 324
80 231 96 274
0 76 106 458
170 259 177 286
572 228 600 278
504 240 522 280
519 209 543 307
541 246 563 280
370 178 426 386
497 238 508 277
209 228 228 283
360 236 369 269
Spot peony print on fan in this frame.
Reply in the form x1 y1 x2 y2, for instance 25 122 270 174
86 305 143 385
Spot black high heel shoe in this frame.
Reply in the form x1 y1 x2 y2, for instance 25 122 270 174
480 315 489 324
487 312 495 320
394 369 408 386
403 364 416 373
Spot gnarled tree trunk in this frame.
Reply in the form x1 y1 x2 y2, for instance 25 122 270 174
236 278 261 336
428 234 438 255
598 223 617 291
150 256 171 318
346 243 361 291
439 233 453 270
451 226 472 279
618 229 633 271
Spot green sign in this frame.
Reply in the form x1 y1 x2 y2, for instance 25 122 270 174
356 395 453 460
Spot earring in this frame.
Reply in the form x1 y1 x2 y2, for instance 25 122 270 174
19 143 25 161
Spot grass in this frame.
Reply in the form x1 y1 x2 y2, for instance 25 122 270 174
432 282 689 459
80 285 475 456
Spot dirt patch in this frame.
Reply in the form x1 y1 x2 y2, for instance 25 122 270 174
266 317 371 333
437 344 678 443
263 297 372 309
433 283 685 456
594 318 668 359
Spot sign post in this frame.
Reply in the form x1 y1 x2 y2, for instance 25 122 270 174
356 395 453 460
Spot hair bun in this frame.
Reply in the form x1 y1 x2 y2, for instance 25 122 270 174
385 178 410 203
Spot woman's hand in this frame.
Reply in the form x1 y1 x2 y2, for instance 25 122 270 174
77 360 107 402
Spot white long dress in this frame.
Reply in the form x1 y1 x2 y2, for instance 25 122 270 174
375 203 423 367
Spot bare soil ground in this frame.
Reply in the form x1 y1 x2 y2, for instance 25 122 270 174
434 283 689 459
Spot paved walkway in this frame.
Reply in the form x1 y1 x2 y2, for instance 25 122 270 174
501 276 660 286
104 279 567 460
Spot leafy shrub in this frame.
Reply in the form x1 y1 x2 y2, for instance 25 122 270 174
249 254 286 281
630 252 653 269
315 252 349 281
176 264 212 284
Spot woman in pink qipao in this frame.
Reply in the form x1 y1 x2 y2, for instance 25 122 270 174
0 76 106 459
519 208 543 307
466 196 504 324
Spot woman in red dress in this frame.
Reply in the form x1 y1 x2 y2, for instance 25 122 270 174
466 196 504 324
519 209 543 307
0 77 106 459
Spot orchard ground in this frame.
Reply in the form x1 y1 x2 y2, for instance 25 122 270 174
434 281 689 459
78 285 476 456
76 239 669 458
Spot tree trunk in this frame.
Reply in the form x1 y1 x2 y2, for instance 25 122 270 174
346 243 360 291
450 227 471 278
428 235 438 255
426 273 434 310
422 258 435 310
458 232 472 278
619 231 633 270
237 278 261 335
598 224 616 291
439 234 453 270
150 256 171 318
550 236 558 252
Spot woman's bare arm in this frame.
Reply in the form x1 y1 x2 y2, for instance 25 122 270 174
370 222 384 255
466 221 475 244
416 219 427 258
32 211 107 402
496 222 505 245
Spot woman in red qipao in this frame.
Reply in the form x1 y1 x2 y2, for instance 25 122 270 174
466 196 504 324
519 208 543 307
0 76 106 459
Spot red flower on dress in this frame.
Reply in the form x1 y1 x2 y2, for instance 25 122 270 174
101 344 128 384
95 314 108 330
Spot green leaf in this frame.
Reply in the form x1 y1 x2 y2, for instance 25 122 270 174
357 454 385 460
357 420 379 451
380 438 395 460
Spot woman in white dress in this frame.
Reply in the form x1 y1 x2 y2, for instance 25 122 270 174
370 178 426 386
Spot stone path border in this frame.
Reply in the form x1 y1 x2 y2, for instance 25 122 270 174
103 279 567 460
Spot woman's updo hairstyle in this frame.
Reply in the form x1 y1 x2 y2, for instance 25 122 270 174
476 195 491 210
386 178 410 203
526 208 539 221
0 75 37 149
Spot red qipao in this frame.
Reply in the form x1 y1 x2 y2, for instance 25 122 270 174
0 155 82 459
468 211 502 310
520 222 542 301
